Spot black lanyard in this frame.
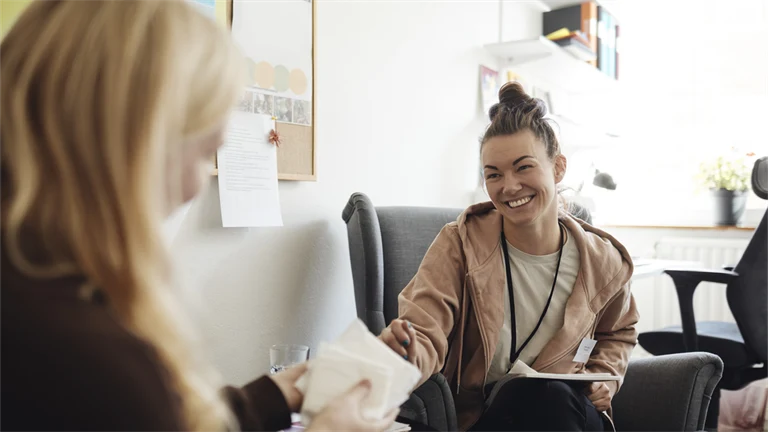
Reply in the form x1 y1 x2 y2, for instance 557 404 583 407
500 222 565 365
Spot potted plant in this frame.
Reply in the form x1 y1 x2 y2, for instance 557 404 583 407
697 151 755 226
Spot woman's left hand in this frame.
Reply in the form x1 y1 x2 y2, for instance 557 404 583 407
269 362 308 412
585 382 612 412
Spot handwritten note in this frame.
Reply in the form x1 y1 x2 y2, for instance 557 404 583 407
217 111 283 227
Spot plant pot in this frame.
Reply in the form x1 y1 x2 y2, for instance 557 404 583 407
710 189 747 226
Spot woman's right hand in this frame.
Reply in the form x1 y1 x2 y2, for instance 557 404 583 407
306 380 399 432
380 319 417 362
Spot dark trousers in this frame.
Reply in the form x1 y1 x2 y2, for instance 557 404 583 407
470 379 606 431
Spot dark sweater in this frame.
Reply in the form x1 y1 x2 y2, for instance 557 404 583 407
1 255 292 431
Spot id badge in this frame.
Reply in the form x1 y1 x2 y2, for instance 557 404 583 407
572 338 597 363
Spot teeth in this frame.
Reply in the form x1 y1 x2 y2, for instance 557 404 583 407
507 196 532 208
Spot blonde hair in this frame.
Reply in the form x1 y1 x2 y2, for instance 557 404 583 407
1 1 245 430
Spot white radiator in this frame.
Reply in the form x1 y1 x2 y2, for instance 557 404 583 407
650 237 749 330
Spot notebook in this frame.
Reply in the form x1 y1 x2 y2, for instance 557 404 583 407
485 360 619 409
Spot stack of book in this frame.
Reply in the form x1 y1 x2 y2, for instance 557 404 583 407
542 1 619 80
546 28 597 62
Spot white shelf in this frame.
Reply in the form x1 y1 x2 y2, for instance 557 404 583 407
549 113 619 140
534 0 622 21
484 36 616 96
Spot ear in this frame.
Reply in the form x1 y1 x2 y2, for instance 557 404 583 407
554 154 567 184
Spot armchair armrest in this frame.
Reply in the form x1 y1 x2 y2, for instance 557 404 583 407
612 352 724 431
399 374 457 432
662 268 739 351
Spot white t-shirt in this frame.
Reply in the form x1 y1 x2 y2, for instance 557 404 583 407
486 227 581 383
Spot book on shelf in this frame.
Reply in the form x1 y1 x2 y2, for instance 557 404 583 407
542 1 599 66
553 37 598 62
546 28 592 48
596 5 619 79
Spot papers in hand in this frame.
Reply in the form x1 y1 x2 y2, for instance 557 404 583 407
295 319 421 426
283 417 411 432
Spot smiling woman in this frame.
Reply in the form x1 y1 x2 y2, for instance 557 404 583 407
378 80 640 432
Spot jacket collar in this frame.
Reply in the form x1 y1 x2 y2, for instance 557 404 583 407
455 201 634 295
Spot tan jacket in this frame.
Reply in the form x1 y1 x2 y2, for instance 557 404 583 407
397 202 639 431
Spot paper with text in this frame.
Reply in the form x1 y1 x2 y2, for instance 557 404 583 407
217 111 282 227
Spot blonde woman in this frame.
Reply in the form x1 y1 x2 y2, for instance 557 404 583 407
0 2 396 431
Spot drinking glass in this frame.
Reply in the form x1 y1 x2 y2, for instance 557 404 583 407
269 344 309 374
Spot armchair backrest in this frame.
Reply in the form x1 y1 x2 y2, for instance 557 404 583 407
376 205 462 332
342 193 460 334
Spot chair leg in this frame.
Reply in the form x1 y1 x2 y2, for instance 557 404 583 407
705 386 720 431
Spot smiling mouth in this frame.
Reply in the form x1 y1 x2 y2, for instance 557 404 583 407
506 195 535 209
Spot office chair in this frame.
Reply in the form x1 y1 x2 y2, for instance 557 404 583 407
753 156 768 199
638 156 768 430
343 193 723 431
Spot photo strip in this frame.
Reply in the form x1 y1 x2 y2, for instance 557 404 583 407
274 96 293 123
236 90 253 113
293 100 311 126
253 92 274 116
240 88 311 127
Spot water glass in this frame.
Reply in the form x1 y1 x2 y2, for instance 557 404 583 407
269 344 309 374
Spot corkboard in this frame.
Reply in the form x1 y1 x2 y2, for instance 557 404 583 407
213 0 317 182
275 123 315 180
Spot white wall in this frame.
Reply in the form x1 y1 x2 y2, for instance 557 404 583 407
583 0 768 226
171 0 530 386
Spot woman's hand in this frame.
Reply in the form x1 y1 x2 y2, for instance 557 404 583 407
585 382 612 412
268 363 307 412
306 380 399 432
379 319 417 362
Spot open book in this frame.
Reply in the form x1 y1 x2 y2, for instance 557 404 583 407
485 360 619 410
499 359 620 382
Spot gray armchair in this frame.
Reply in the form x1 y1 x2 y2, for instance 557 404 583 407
342 192 724 431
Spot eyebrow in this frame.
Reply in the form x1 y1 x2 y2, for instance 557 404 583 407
483 155 535 171
513 155 535 165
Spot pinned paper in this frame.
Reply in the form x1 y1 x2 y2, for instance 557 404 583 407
216 111 283 227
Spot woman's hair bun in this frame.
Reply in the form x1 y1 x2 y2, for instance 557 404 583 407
498 81 530 107
488 81 547 121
